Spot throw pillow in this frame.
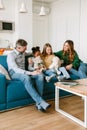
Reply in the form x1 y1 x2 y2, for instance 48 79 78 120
0 64 11 80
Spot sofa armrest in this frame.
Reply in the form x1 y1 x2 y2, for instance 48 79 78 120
0 73 6 104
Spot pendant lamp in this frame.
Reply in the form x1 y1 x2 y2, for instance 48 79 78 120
19 1 27 13
0 0 4 9
39 0 46 16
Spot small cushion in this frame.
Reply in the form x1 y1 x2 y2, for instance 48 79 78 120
0 64 11 80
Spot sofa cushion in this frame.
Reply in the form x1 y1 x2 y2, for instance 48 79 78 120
7 80 30 102
0 64 11 80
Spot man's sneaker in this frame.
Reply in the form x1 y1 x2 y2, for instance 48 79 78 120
40 101 51 111
35 104 46 112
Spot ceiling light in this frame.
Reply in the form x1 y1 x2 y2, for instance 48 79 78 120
19 1 27 13
0 0 4 9
39 0 46 16
39 6 46 16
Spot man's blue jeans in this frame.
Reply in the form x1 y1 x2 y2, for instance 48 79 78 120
9 70 45 105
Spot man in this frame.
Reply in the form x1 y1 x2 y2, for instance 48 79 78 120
7 39 51 112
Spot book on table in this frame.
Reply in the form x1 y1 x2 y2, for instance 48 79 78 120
59 79 79 87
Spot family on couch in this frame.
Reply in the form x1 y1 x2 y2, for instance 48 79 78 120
6 39 87 112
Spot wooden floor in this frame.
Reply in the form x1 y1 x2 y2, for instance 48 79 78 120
0 95 86 130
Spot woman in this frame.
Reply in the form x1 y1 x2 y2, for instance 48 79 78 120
54 40 87 79
42 43 70 81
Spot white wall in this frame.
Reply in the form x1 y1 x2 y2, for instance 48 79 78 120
79 0 87 62
33 15 49 51
32 1 50 51
0 0 32 51
0 0 15 48
49 0 80 53
49 0 87 62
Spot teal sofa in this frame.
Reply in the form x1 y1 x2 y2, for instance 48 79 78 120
0 55 79 111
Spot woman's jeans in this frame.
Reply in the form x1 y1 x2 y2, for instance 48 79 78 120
9 69 45 105
69 62 87 79
43 67 70 79
43 69 57 77
43 67 70 80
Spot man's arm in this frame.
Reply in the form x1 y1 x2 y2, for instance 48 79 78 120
7 52 41 75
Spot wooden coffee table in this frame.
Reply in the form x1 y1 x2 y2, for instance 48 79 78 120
55 78 87 128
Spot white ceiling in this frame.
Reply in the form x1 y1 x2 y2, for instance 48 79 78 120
33 0 57 3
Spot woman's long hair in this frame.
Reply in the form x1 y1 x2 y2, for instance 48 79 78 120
42 43 53 57
63 40 75 61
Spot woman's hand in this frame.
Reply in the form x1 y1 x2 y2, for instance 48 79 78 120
65 64 73 70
